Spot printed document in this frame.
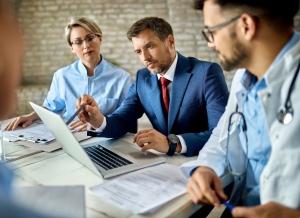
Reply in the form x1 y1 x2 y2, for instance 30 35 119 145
3 122 82 144
90 164 188 214
9 123 56 144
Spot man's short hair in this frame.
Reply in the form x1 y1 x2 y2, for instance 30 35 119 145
194 0 299 26
127 17 173 42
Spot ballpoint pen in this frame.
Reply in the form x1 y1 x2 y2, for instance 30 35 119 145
220 199 235 211
66 104 87 125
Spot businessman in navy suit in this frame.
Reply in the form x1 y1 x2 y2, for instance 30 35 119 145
76 17 229 157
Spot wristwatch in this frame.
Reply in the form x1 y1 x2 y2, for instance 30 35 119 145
166 134 180 156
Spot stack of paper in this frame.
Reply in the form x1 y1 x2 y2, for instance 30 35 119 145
90 164 188 214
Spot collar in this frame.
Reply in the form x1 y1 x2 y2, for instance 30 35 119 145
157 52 178 81
240 70 257 91
241 70 267 93
78 54 104 78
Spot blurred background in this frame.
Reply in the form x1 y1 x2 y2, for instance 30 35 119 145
7 0 300 129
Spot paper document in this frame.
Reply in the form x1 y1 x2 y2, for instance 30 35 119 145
4 122 82 145
90 164 188 214
9 124 56 144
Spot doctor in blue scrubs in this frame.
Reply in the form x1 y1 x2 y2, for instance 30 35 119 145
5 17 132 132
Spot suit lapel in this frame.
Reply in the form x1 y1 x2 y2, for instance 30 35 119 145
146 75 168 135
168 53 192 134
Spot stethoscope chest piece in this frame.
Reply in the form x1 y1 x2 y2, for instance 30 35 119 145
276 60 300 125
277 104 293 125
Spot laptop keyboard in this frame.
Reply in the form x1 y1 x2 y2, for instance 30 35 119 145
84 145 133 170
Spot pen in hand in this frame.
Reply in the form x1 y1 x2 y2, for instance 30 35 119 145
219 197 234 211
66 104 86 125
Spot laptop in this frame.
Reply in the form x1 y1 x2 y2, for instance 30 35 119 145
30 102 166 178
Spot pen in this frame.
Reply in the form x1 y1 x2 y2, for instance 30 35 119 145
220 199 235 211
66 104 87 125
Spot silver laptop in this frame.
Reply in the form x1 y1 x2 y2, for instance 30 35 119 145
30 102 166 178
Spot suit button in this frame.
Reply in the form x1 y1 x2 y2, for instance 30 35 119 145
267 93 271 97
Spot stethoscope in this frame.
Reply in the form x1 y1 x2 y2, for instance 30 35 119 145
277 60 300 125
226 60 300 177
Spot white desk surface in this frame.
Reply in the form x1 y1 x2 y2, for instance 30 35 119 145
3 119 233 218
5 130 202 218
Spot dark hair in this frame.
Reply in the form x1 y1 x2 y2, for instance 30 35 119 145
127 17 173 41
194 0 299 26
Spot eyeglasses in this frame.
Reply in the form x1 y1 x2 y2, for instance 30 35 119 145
71 34 100 46
202 15 241 43
226 110 249 177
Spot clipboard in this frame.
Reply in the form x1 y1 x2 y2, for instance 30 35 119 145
8 123 56 145
9 134 55 144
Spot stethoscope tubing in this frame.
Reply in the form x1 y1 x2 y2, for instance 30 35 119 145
284 60 300 109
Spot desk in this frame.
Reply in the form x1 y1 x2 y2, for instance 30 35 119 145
4 126 233 217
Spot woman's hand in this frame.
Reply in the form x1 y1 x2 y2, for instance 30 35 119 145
69 120 88 132
4 114 34 131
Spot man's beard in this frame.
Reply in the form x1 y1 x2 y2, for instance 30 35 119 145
220 32 247 71
147 47 172 75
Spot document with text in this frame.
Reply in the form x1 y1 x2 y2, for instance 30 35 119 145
90 164 188 214
3 122 83 144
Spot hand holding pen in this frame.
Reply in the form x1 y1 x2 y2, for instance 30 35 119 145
187 166 228 207
66 104 88 132
75 94 104 129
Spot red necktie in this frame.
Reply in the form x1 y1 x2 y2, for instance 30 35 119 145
160 77 170 114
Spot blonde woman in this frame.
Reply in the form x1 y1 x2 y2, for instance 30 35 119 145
5 17 132 132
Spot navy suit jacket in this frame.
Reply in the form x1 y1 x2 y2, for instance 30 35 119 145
88 52 229 157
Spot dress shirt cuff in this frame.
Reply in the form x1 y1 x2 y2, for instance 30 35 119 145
180 165 198 178
177 135 187 154
87 116 107 133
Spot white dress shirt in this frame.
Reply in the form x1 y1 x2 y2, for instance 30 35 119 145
88 52 187 153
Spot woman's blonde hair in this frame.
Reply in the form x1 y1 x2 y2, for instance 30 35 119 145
65 17 102 46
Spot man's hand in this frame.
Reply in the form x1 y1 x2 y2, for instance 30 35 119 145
76 94 103 129
232 202 300 218
187 166 227 207
133 128 182 153
69 120 88 132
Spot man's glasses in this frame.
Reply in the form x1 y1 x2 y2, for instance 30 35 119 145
202 15 241 43
71 34 100 47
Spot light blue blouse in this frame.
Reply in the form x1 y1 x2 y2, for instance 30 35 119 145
43 55 132 120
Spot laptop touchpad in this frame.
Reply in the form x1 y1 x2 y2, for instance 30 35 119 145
114 147 158 159
114 146 139 155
